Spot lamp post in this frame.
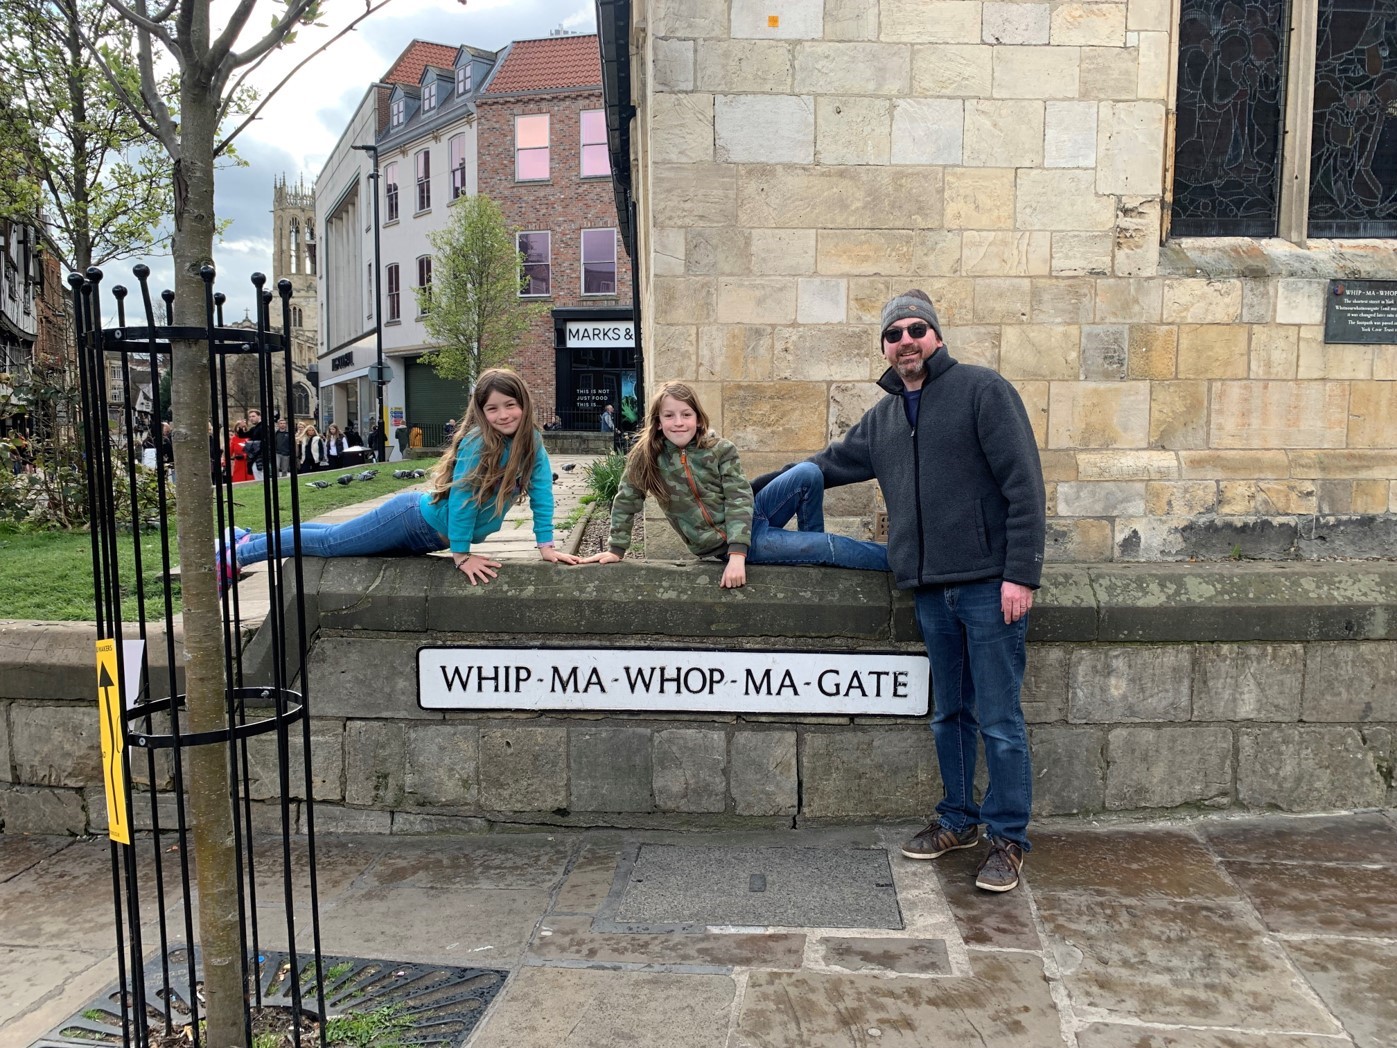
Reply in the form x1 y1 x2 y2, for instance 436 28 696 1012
351 142 385 460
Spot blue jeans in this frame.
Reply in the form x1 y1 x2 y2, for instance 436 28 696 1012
913 579 1031 850
746 462 889 572
238 491 446 565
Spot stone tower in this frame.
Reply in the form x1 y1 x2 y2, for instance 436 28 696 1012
272 174 319 420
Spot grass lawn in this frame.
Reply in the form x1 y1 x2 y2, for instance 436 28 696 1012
0 471 428 621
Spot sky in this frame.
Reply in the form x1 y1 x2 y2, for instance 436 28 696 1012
137 0 596 305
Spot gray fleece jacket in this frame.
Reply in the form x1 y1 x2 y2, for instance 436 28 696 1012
806 349 1046 591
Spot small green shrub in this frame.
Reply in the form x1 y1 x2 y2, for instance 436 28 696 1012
584 451 626 507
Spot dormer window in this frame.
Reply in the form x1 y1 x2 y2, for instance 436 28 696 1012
422 81 437 112
456 64 471 96
390 98 404 128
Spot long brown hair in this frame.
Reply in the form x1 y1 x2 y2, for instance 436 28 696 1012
426 368 539 516
625 381 716 505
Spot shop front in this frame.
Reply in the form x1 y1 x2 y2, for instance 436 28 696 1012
552 308 637 431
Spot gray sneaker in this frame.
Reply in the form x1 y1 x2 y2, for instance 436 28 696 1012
901 821 980 860
974 838 1024 892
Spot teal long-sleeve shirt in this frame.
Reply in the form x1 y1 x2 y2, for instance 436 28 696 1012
417 429 555 554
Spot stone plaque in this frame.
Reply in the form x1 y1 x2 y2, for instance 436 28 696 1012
1324 279 1397 344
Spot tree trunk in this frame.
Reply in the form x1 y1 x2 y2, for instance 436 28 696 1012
168 73 247 1048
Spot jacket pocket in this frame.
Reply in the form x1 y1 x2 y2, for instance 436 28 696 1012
973 498 990 556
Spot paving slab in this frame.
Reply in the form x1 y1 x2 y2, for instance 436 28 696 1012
529 915 806 970
0 946 109 1027
357 834 573 891
1076 1024 1352 1048
924 844 1040 950
1282 937 1397 1048
1028 828 1238 899
736 952 1060 1048
1035 894 1341 1032
1223 859 1397 936
814 936 952 976
553 844 619 914
0 835 73 882
1201 811 1397 863
468 967 735 1048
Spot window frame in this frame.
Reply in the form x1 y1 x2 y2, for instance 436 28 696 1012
579 109 610 179
517 231 551 298
449 133 467 201
580 227 618 297
414 149 431 213
421 80 437 113
383 161 399 223
386 262 401 322
416 254 433 316
456 63 471 96
390 97 405 128
514 114 550 182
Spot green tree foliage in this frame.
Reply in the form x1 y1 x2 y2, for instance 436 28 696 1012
417 194 548 388
0 0 171 272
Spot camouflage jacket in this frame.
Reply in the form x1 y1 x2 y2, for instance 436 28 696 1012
608 438 754 558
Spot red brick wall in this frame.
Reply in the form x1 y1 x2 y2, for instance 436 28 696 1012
475 89 632 420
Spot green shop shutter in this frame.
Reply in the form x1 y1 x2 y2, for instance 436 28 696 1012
405 359 469 436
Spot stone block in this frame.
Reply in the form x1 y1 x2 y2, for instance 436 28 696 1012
1000 324 1080 378
1178 449 1290 479
847 277 894 323
1353 480 1391 513
1079 325 1127 378
650 0 728 36
344 720 406 808
242 720 344 802
1177 324 1249 378
983 1 1050 43
1070 646 1192 722
940 326 999 369
1032 279 1095 323
1249 325 1299 379
685 226 749 276
1135 29 1171 98
696 40 794 93
1046 518 1115 561
1298 326 1375 379
915 235 968 279
1056 480 1146 516
1193 643 1303 721
800 730 936 817
794 41 910 93
0 784 86 834
1209 381 1349 449
651 324 698 378
881 0 981 42
715 95 814 164
403 724 479 807
724 382 831 450
1301 643 1397 723
0 703 9 782
1349 381 1397 447
1105 725 1232 809
733 0 824 38
1017 380 1050 446
992 45 1081 99
1127 324 1176 379
1113 197 1162 276
10 705 101 788
795 278 849 324
653 163 737 227
699 326 775 382
816 230 914 275
731 730 797 815
1050 232 1113 275
391 812 490 834
654 275 718 326
651 94 715 164
1217 480 1317 515
1039 448 1080 481
570 727 652 813
652 228 686 276
912 44 993 95
963 231 1051 276
1017 169 1116 229
1052 1 1126 44
1161 279 1242 324
1022 643 1070 722
826 0 879 39
307 638 441 720
1095 278 1161 322
715 277 798 325
964 99 1044 167
943 168 1015 230
750 228 817 276
653 39 695 91
1076 450 1178 480
890 98 962 165
1275 279 1325 325
1238 726 1386 810
653 728 727 813
480 726 567 812
737 164 943 229
774 326 873 381
1128 0 1170 30
1079 45 1139 99
1043 101 1098 168
1048 381 1151 448
1144 480 1216 516
817 96 892 164
314 804 393 834
318 557 433 633
1288 449 1397 479
972 277 1031 323
1031 725 1106 814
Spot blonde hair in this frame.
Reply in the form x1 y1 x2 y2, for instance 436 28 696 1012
426 368 539 516
625 381 716 505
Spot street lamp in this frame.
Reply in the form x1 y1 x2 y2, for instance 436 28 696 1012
351 142 385 460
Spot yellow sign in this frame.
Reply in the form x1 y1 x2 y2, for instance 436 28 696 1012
95 639 131 845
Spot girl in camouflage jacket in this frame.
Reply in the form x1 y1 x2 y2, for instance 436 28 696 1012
584 382 888 588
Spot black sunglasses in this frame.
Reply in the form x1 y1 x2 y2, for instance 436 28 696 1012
882 321 930 344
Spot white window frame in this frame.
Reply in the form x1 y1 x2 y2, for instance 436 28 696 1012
456 64 471 96
517 231 551 298
383 161 399 223
422 81 437 112
416 254 433 315
449 134 467 201
580 227 618 297
514 114 550 182
579 109 610 179
415 149 431 213
386 263 401 322
390 98 404 128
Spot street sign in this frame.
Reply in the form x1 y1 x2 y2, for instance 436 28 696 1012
369 364 394 384
95 639 131 845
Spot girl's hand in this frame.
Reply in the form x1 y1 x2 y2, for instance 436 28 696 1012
539 546 580 566
581 551 622 565
720 554 747 589
453 552 501 585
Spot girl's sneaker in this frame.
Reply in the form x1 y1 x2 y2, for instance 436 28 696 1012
215 531 249 595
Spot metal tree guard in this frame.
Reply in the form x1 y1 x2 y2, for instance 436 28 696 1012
62 264 327 1048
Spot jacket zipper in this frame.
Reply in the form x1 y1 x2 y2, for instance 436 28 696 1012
680 449 727 546
911 414 925 581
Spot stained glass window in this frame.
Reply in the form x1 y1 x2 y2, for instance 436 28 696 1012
1171 0 1288 236
1308 0 1397 236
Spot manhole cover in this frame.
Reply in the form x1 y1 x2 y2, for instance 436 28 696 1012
595 845 903 931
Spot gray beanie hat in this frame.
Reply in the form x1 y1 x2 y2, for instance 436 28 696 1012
880 289 942 342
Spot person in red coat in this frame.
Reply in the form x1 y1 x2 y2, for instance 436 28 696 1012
228 420 255 483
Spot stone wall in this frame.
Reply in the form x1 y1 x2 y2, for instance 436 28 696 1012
2 560 1392 835
626 0 1397 561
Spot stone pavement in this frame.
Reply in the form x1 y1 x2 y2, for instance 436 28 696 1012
3 811 1394 1046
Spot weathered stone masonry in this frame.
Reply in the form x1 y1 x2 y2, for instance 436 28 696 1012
1 559 1392 835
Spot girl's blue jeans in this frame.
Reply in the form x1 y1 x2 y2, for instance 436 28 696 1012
913 579 1032 851
238 491 446 565
746 462 889 572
